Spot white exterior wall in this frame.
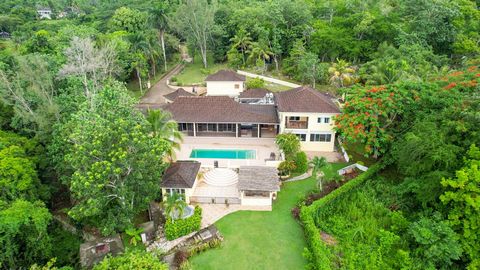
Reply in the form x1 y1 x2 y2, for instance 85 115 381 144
162 176 199 204
278 111 339 152
206 81 245 97
240 191 274 206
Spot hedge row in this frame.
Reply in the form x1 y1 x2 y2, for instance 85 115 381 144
299 162 384 270
164 206 202 240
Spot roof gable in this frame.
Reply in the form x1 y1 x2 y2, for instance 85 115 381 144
161 161 201 188
274 86 340 113
163 88 195 101
164 96 278 123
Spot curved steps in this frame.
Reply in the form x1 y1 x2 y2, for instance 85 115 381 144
203 168 238 187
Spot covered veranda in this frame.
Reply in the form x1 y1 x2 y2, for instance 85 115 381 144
178 122 278 138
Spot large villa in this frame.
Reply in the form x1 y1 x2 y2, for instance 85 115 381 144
155 70 341 208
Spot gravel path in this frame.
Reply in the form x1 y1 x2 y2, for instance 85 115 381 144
138 64 184 106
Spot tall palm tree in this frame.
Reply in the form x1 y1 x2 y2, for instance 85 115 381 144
146 109 183 159
129 33 150 93
328 59 357 87
163 192 187 222
230 28 253 66
149 2 170 72
248 40 274 74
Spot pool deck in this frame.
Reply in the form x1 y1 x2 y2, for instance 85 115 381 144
175 137 280 167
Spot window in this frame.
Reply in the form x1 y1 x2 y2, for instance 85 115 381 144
324 117 330 124
197 123 207 132
218 124 234 132
310 133 332 142
207 123 216 131
295 133 306 141
289 116 300 121
234 84 240 89
317 117 322 123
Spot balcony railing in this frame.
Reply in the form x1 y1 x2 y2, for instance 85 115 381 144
285 121 308 129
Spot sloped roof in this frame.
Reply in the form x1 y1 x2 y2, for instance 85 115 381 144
238 88 271 99
161 161 201 189
238 166 280 191
164 96 278 123
275 86 340 113
164 88 195 102
206 70 246 82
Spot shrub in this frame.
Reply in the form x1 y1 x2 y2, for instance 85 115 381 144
293 152 308 174
164 206 202 240
170 76 178 82
246 77 265 89
278 160 296 176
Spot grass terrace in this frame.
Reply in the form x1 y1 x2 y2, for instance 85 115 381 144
190 163 348 270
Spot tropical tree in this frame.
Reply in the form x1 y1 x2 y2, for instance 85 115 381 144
172 0 217 68
56 84 171 235
328 59 357 87
149 2 171 72
275 133 300 160
310 156 328 191
163 192 187 222
248 40 274 74
230 28 253 66
441 145 480 269
146 109 183 160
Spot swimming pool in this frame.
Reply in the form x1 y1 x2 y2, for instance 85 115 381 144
190 149 256 159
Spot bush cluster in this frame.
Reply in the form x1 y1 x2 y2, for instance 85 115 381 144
164 206 202 240
293 152 308 174
300 163 383 269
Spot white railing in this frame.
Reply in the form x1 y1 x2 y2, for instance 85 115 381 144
337 138 350 162
337 163 369 175
237 70 301 88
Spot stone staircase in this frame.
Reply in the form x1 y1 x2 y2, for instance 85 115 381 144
203 168 238 187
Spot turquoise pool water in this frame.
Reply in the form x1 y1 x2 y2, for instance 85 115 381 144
190 149 256 159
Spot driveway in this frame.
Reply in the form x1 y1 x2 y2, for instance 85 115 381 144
138 64 184 106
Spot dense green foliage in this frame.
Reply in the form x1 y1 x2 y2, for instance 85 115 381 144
293 152 309 174
164 206 202 241
93 250 167 270
0 0 479 268
53 84 171 235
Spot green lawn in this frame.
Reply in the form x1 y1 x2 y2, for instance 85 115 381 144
190 163 347 270
174 54 228 85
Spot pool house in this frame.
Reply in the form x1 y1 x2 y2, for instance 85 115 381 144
163 96 279 138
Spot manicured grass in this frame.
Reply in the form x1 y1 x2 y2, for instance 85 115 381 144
189 163 347 270
174 54 228 85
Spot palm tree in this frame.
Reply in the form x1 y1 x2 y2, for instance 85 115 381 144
129 33 150 93
146 109 183 159
328 59 357 87
149 2 170 72
309 156 328 191
163 192 187 222
248 40 274 74
230 28 252 66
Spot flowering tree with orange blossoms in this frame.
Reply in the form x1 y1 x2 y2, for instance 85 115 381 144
335 66 480 158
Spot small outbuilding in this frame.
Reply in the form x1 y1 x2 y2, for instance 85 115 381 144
79 235 124 269
238 166 280 206
160 161 201 203
205 70 246 97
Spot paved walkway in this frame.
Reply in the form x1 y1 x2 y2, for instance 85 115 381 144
237 70 301 88
139 64 184 106
195 204 271 228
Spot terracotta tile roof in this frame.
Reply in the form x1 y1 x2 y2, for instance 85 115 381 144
238 166 280 191
205 70 246 82
275 86 340 113
163 88 195 101
161 161 201 189
238 88 271 99
164 96 279 123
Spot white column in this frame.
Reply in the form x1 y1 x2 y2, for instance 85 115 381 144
236 123 238 138
193 123 196 137
257 124 260 138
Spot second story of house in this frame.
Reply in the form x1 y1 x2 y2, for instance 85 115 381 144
37 7 52 19
205 70 246 97
275 86 341 151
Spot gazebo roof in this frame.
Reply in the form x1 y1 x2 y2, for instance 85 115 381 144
238 166 280 192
